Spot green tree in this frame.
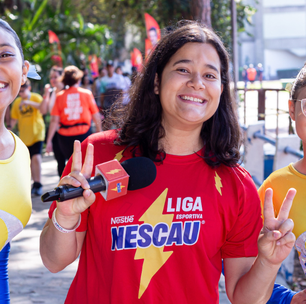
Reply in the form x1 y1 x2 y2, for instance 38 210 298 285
1 0 111 85
73 0 256 57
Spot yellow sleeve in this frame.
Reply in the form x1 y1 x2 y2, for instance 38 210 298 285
258 178 276 219
31 93 43 104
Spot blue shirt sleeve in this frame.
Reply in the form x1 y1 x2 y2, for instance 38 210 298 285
266 284 296 304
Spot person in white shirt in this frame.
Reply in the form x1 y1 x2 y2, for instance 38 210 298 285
100 60 126 111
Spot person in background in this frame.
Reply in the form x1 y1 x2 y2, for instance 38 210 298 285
46 65 102 163
242 65 248 89
40 66 66 177
0 18 34 302
115 66 132 105
131 66 138 84
115 66 132 91
259 64 306 304
81 75 93 92
10 79 45 196
257 63 264 87
92 67 106 109
40 21 296 304
247 63 257 84
100 60 126 113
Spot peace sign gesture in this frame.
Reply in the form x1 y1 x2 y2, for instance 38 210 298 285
258 188 296 266
54 140 96 227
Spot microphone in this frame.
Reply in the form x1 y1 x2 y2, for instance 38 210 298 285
41 157 156 203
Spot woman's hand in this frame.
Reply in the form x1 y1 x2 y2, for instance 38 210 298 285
54 140 96 228
257 188 296 267
44 83 51 96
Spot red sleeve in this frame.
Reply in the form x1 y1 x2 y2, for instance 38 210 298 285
48 138 91 232
221 171 263 258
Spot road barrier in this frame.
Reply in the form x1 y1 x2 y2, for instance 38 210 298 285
241 121 302 186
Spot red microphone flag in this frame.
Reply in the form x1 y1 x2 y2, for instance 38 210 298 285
95 160 129 201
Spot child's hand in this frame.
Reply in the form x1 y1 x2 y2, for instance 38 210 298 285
291 289 306 303
44 84 51 96
257 188 296 267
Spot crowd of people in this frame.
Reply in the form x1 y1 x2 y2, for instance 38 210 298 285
2 16 306 304
6 56 134 191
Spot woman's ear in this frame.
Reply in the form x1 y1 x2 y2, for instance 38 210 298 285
21 61 30 85
154 73 159 95
288 99 296 121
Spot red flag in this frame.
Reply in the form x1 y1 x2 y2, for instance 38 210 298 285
144 13 161 40
48 30 62 67
144 13 160 58
48 30 60 44
131 48 143 72
89 55 99 78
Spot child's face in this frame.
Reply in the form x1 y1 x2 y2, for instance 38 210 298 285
289 86 306 143
18 86 30 99
0 28 29 110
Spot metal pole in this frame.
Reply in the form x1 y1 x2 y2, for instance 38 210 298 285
231 0 239 104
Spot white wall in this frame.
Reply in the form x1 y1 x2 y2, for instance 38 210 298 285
240 41 256 66
263 0 306 7
264 49 306 78
264 12 306 39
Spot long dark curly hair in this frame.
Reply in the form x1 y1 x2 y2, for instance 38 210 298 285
106 20 241 167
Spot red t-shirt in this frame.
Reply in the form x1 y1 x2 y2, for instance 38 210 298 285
49 130 262 304
51 87 99 136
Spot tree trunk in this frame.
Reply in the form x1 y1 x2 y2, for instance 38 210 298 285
191 0 212 28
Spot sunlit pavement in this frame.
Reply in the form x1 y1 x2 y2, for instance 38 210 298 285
8 88 293 304
9 154 78 303
7 154 233 303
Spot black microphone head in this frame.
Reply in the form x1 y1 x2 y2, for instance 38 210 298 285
121 157 156 191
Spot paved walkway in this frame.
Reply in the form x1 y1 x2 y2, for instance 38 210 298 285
8 154 233 303
9 154 78 304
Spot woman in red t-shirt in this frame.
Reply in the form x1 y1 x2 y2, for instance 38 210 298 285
41 22 296 304
46 65 102 164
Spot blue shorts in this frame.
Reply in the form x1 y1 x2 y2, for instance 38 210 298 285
0 243 10 303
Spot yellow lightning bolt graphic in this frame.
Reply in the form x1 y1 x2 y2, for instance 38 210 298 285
214 171 222 195
134 188 174 299
106 169 121 175
114 150 124 162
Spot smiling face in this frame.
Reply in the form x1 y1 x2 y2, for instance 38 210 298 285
155 42 223 132
0 28 29 111
49 70 61 88
289 85 306 144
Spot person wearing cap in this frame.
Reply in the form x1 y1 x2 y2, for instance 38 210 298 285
10 79 45 196
100 60 127 113
46 65 102 166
